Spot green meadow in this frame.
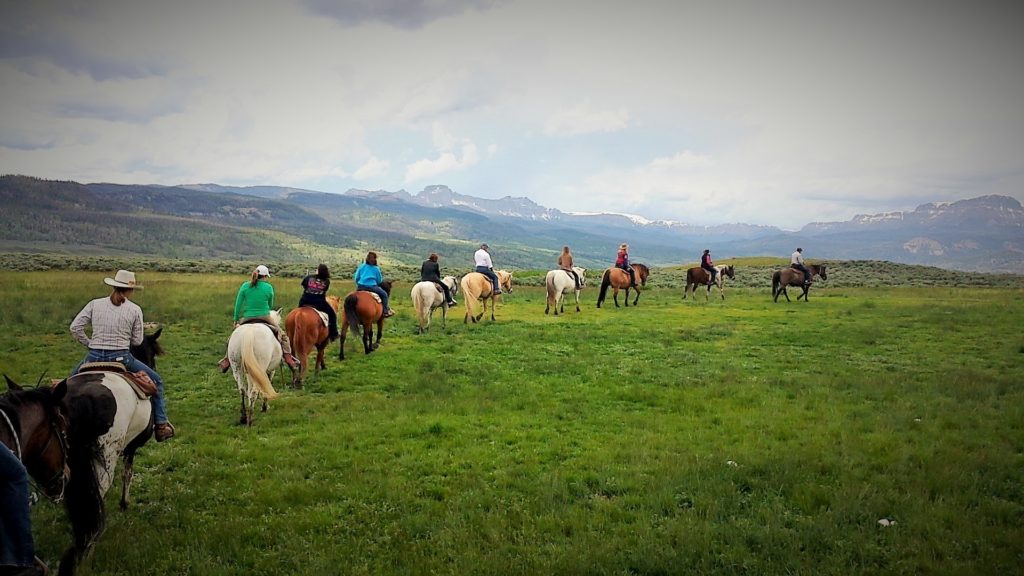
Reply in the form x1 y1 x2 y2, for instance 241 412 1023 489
2 270 1023 575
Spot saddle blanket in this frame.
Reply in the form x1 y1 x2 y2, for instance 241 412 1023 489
71 363 158 400
358 290 382 304
300 305 330 327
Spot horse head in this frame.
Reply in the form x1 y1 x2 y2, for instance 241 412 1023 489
816 265 828 281
381 280 394 295
497 270 513 294
0 376 70 501
269 309 282 327
131 327 163 370
723 265 735 280
573 267 587 286
633 263 650 286
443 276 458 296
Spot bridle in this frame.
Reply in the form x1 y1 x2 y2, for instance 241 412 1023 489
0 401 70 503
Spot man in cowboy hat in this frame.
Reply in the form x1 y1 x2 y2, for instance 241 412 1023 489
69 270 175 442
615 243 637 288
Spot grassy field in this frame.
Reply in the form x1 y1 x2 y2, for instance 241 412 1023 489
2 271 1023 575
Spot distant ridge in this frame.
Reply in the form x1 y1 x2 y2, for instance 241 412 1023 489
2 175 1022 273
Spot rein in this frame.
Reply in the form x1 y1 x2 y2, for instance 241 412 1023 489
0 407 22 459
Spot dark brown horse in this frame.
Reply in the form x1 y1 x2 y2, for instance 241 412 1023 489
1 376 70 502
340 281 393 359
597 263 650 308
772 264 828 302
286 295 340 388
683 265 735 301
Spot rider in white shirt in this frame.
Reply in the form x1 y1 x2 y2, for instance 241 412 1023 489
474 244 502 294
791 248 811 285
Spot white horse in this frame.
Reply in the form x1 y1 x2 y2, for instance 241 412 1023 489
411 275 459 333
227 310 282 425
545 267 587 315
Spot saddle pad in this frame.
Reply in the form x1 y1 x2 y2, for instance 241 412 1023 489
315 310 329 326
358 290 382 304
71 367 157 400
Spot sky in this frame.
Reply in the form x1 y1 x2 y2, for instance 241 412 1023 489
1 0 1022 229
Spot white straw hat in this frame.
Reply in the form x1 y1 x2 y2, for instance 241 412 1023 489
103 270 143 289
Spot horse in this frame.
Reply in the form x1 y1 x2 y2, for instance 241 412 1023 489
285 295 341 389
683 265 735 301
0 377 70 504
596 263 650 308
411 275 459 333
227 310 282 425
340 280 394 359
545 267 587 315
772 264 828 302
461 270 513 323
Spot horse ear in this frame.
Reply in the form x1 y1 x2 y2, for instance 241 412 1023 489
3 374 22 391
151 327 162 340
50 379 68 402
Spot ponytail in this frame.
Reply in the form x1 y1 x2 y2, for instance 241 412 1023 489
250 269 260 288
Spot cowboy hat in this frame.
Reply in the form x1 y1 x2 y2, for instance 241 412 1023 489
104 270 143 289
619 243 628 249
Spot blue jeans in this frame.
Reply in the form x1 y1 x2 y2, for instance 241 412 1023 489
357 285 391 313
0 444 34 567
475 266 500 292
72 349 168 424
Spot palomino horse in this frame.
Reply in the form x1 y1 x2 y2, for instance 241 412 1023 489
411 275 459 333
683 265 736 301
461 270 513 323
228 310 282 425
340 280 394 358
285 295 341 389
772 264 828 302
596 263 650 308
545 267 587 315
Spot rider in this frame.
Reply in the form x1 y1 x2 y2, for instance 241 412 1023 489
474 243 502 295
557 246 581 289
69 269 175 442
355 252 395 318
299 263 338 342
421 253 457 307
615 243 637 288
219 265 299 372
1 444 48 576
700 249 717 286
791 247 811 285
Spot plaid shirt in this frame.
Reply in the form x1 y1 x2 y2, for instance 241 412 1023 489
70 296 144 350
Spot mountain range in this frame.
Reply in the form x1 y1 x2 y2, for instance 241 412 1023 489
2 175 1022 273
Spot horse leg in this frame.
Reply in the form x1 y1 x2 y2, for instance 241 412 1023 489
374 318 383 349
613 288 621 308
120 450 137 510
239 389 249 425
490 296 496 321
363 324 373 354
339 322 347 360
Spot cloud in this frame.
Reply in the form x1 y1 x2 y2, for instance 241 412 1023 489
353 156 389 180
544 99 630 137
301 0 499 30
402 124 482 183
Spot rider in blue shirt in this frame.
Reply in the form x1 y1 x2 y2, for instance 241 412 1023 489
354 252 394 317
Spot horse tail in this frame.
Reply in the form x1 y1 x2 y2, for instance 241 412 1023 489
242 329 278 400
597 269 611 306
460 275 477 320
344 293 362 337
62 413 108 572
771 270 781 298
413 285 427 329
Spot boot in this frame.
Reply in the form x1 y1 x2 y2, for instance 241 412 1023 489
217 357 230 373
283 353 300 370
154 422 175 442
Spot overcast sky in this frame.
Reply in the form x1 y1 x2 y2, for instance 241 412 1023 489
2 0 1022 229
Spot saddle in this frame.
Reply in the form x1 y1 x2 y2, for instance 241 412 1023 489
300 305 330 327
73 363 158 400
357 289 382 304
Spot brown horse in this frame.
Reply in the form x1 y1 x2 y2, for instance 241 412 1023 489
596 263 650 308
1 377 70 502
285 295 340 389
461 270 513 323
683 265 735 301
772 264 828 302
340 281 393 359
